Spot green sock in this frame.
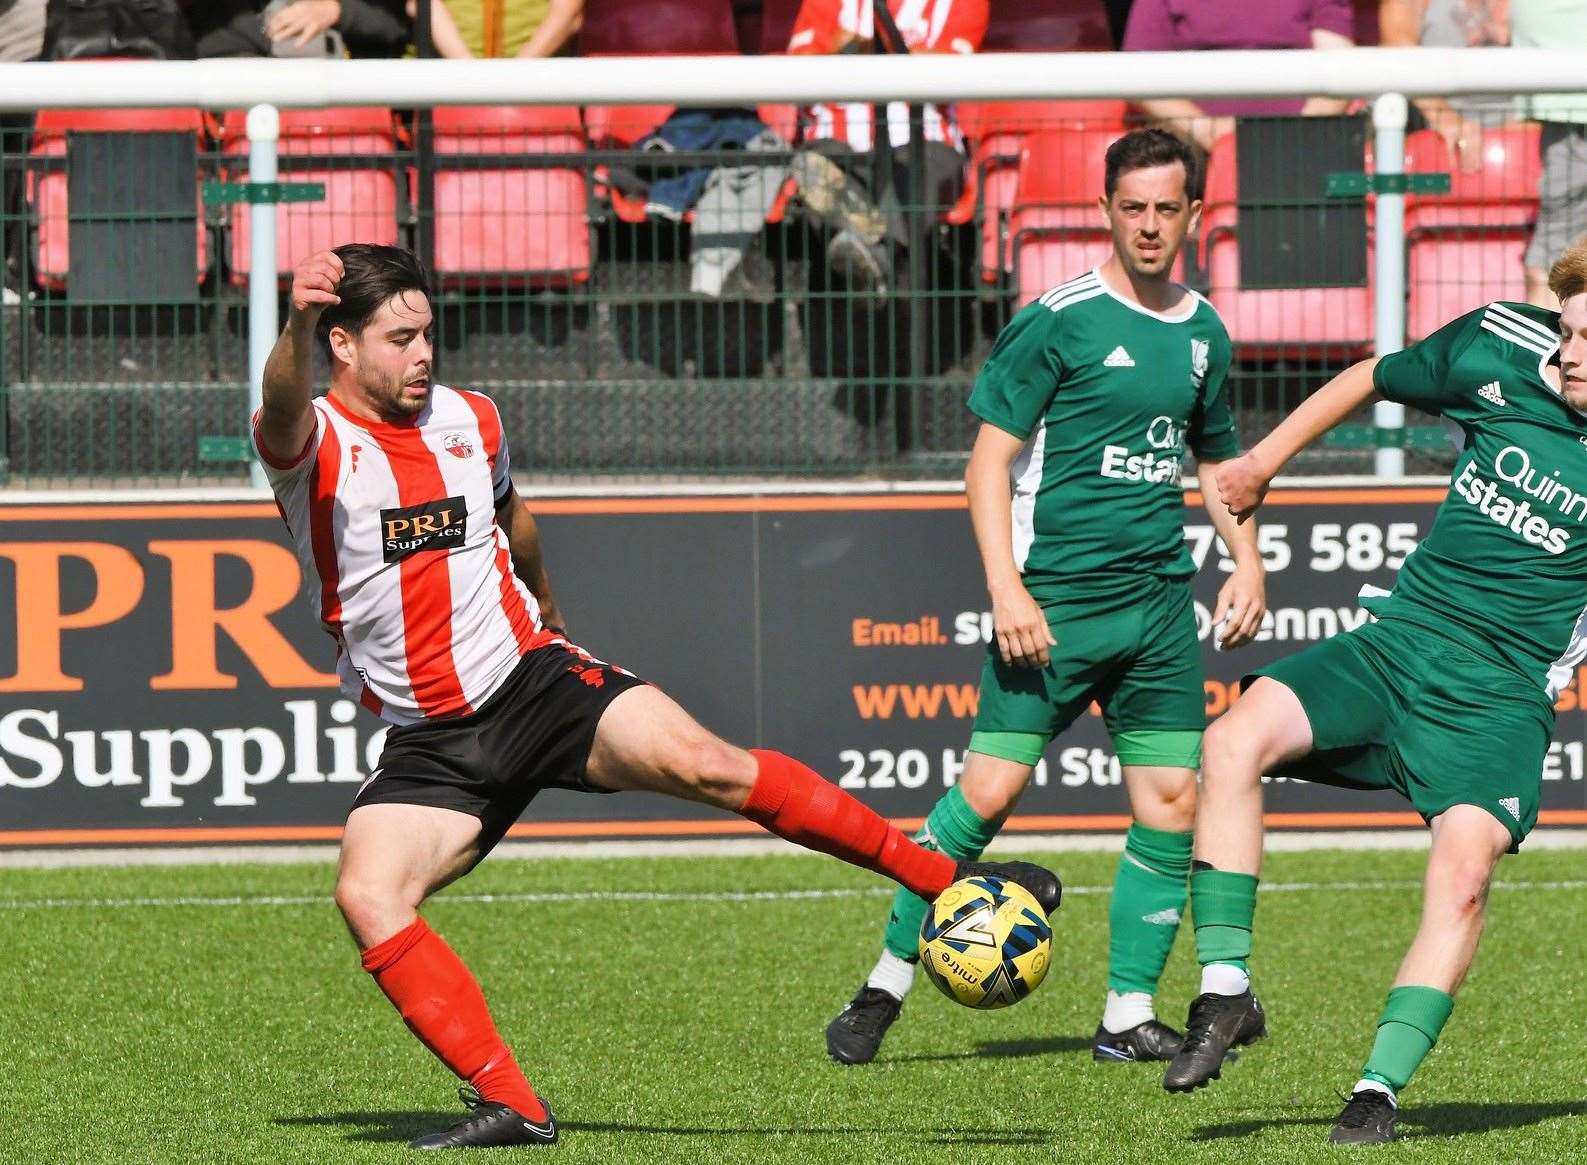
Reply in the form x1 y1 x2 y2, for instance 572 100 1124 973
1190 867 1259 971
882 785 1001 961
1361 986 1455 1093
1107 823 1193 995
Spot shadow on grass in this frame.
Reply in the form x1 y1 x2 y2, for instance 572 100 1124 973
565 1122 1065 1144
889 1034 1095 1064
277 1113 1063 1145
1192 1099 1587 1142
275 1111 455 1144
919 1130 1057 1146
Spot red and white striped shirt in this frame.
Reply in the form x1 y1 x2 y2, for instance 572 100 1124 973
787 0 987 152
253 385 555 726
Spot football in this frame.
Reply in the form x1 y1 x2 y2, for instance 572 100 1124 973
918 875 1053 1009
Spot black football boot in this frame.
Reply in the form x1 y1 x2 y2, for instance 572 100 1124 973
1161 990 1267 1092
408 1086 558 1150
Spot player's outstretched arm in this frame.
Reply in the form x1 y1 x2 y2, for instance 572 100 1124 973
496 483 567 634
1216 356 1382 522
258 250 343 465
965 422 1056 669
1196 459 1266 649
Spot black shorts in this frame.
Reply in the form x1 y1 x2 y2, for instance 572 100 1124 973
352 641 648 857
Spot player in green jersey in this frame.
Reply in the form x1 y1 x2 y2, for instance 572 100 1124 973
1163 239 1587 1145
825 129 1267 1067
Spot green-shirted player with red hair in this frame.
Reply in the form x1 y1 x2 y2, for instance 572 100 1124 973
1165 237 1587 1146
825 128 1268 1067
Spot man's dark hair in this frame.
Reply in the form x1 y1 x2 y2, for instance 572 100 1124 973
1104 128 1201 202
316 243 432 364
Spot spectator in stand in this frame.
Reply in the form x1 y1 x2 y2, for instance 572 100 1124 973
1122 0 1355 152
786 0 988 295
1379 0 1511 172
1511 0 1587 307
188 0 410 58
409 0 583 59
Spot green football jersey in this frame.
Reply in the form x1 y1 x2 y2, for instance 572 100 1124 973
968 269 1239 598
1371 300 1587 697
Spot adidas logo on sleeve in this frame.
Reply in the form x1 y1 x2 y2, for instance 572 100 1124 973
1104 346 1135 368
1477 381 1507 407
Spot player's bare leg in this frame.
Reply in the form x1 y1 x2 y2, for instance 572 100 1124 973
338 804 559 1149
1163 679 1314 1092
586 685 1061 910
956 751 1039 822
1092 763 1197 1063
1330 805 1512 1145
825 750 1036 1064
337 803 480 948
1194 679 1314 875
1125 765 1196 834
1394 806 1510 992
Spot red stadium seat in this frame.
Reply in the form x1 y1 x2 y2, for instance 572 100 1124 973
1008 117 1159 302
220 106 402 284
983 0 1113 52
430 105 590 287
1404 124 1540 340
756 102 799 143
584 102 679 148
960 100 1128 284
1202 133 1373 351
29 108 211 292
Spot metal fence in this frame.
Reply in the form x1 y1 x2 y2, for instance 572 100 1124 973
0 57 1582 486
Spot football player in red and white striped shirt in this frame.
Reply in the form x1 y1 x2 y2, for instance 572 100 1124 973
253 244 1061 1150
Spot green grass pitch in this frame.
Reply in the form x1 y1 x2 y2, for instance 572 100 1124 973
6 846 1585 1163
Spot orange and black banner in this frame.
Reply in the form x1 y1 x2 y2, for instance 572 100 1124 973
1 489 1584 847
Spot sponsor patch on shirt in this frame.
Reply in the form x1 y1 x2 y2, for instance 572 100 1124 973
381 496 468 563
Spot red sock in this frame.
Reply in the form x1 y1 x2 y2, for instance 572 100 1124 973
360 918 548 1122
742 749 956 899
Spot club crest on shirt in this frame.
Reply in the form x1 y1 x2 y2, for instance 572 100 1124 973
381 496 468 562
1190 338 1210 388
443 433 474 459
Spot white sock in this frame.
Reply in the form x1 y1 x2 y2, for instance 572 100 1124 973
1353 1078 1397 1107
1102 990 1156 1034
866 949 916 1001
1200 962 1250 996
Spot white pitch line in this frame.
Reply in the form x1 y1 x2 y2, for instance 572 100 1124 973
2 878 1584 912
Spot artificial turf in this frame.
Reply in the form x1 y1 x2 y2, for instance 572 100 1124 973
6 846 1585 1163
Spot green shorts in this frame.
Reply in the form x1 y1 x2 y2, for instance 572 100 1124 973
1249 616 1551 848
970 577 1205 769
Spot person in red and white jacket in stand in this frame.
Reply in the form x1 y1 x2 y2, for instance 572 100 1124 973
786 0 988 295
252 242 1063 1150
